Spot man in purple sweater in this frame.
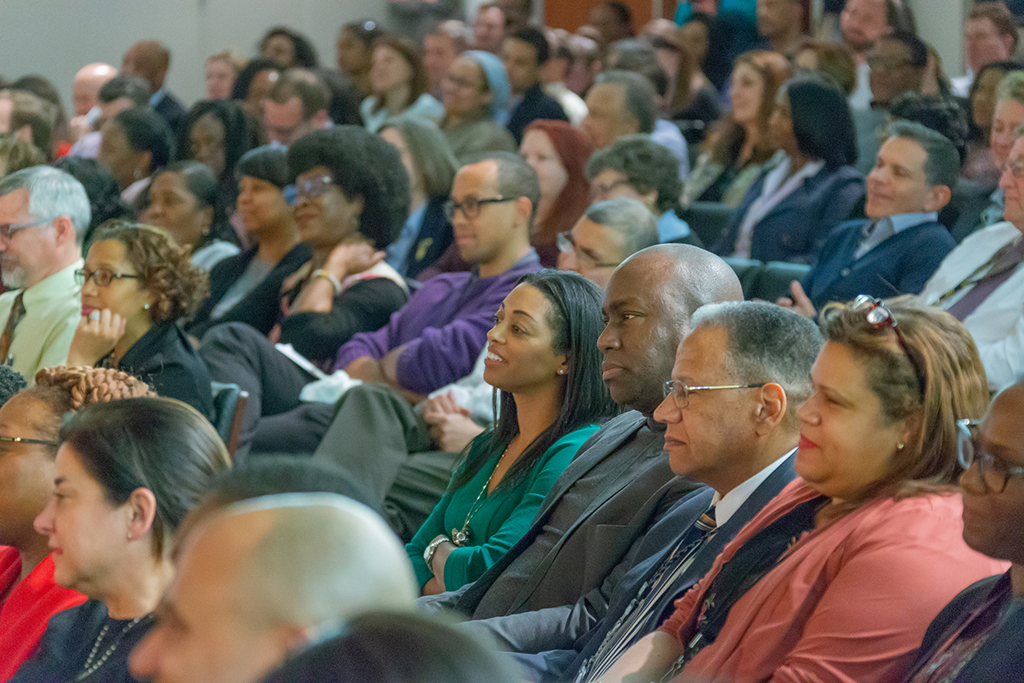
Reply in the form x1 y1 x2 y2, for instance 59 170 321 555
251 152 542 457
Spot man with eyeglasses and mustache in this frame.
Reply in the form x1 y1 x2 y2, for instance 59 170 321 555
0 166 89 383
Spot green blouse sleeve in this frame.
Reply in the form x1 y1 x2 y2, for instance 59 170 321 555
441 425 599 591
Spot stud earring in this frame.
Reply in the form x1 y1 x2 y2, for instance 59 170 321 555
557 369 565 375
143 303 150 310
896 443 905 451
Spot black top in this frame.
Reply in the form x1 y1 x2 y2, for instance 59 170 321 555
187 242 313 338
103 320 214 419
278 276 407 368
10 600 153 683
401 196 454 280
506 83 568 144
153 92 186 138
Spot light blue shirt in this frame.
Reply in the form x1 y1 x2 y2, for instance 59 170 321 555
386 200 427 275
855 211 938 259
658 210 691 242
148 87 165 108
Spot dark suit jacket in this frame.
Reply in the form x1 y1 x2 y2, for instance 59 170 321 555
507 84 568 144
802 218 956 310
111 321 214 419
904 572 1021 683
496 452 799 683
402 196 454 279
418 412 698 620
712 163 865 263
187 242 313 338
153 91 187 137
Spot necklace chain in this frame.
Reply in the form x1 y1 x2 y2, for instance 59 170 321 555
451 443 514 546
76 615 147 682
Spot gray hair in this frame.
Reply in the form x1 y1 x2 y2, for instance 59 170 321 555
881 120 959 190
0 166 90 242
381 117 459 198
584 197 660 257
223 494 417 631
593 70 657 136
586 134 680 213
429 20 472 53
691 301 823 426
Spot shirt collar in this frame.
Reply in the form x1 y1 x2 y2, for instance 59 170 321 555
21 259 82 308
710 448 795 527
885 211 938 234
148 88 165 107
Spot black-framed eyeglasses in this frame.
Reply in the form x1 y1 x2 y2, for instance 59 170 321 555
957 418 1024 493
847 295 927 398
556 231 621 269
74 268 143 288
0 220 46 241
443 196 516 221
294 175 334 201
0 435 58 447
662 380 766 409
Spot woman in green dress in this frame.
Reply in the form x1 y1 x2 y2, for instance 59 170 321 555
407 270 617 594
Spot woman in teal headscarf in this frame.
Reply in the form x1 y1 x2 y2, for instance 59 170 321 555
439 50 518 163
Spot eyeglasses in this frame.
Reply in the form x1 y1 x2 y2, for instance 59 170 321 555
1001 160 1024 180
294 175 335 201
0 435 58 447
74 268 143 287
662 380 766 409
848 295 927 398
557 232 621 269
957 418 1024 493
590 179 633 202
443 196 516 221
0 221 46 241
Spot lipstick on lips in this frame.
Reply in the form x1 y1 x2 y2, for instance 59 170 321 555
798 434 818 450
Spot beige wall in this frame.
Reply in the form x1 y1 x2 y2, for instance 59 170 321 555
908 0 969 79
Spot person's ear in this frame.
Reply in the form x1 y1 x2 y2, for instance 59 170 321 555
126 487 158 542
137 151 153 179
13 125 33 146
753 382 787 435
196 205 214 234
50 215 78 247
923 184 952 212
514 195 533 228
555 353 569 378
312 109 330 130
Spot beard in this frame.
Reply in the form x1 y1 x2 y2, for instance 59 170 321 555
1 258 26 290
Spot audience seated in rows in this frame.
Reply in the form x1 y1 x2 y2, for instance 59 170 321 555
407 271 615 594
493 301 819 682
0 366 155 678
602 298 1006 683
519 119 592 265
586 134 694 243
11 397 230 682
0 167 89 381
714 74 864 263
781 121 957 314
68 221 213 417
440 50 518 163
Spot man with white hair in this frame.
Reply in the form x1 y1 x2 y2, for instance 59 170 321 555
128 493 417 683
0 166 89 381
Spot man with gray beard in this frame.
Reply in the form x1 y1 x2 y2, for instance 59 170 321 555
0 166 89 382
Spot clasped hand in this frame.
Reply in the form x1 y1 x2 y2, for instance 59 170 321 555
68 309 126 366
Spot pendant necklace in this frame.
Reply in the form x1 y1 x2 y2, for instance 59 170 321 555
451 443 514 546
76 614 150 681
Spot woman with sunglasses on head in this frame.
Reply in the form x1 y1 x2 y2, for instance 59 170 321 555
601 297 1006 683
66 221 213 418
903 382 1024 682
0 367 154 679
407 270 616 595
10 397 230 683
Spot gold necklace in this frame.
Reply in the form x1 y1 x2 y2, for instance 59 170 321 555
451 444 513 546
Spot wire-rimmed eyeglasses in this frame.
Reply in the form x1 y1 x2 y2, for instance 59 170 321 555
662 380 766 409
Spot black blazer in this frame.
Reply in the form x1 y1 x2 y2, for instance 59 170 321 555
108 320 214 419
499 453 799 682
905 572 1021 683
153 91 187 137
187 242 312 339
507 83 568 144
402 196 454 279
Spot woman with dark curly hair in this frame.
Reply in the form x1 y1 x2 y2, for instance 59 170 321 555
0 366 155 679
260 26 319 69
66 221 213 417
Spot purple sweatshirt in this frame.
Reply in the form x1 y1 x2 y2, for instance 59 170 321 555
334 251 541 394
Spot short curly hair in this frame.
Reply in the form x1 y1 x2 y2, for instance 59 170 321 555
585 134 681 214
89 220 209 322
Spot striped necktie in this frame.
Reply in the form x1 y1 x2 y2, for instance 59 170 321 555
0 292 26 366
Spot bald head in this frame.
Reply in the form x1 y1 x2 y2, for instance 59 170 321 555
599 244 742 414
130 494 416 683
122 40 171 92
73 63 117 116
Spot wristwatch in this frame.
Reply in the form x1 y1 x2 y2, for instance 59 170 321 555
423 534 449 569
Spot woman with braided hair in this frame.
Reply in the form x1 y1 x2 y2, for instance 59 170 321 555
0 366 155 679
67 220 214 418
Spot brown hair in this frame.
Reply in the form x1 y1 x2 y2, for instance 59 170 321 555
819 297 990 517
706 50 791 167
369 36 430 115
90 220 209 322
970 2 1020 54
267 68 330 120
795 39 858 97
0 132 45 177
